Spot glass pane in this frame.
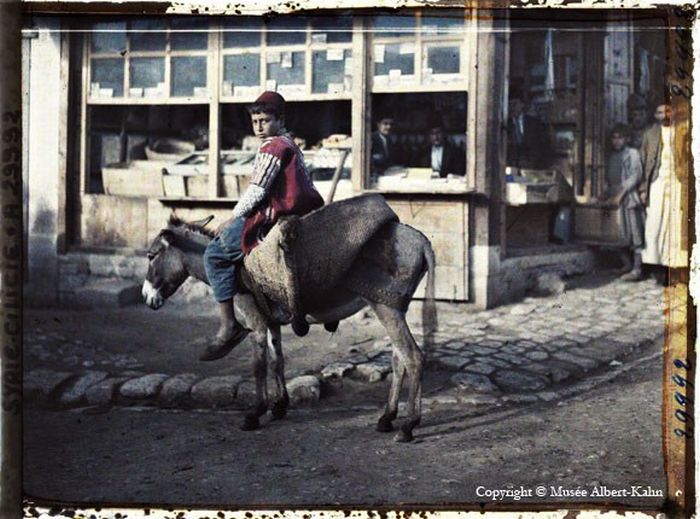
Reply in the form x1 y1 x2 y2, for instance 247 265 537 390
374 43 414 76
171 56 207 97
90 22 127 53
90 58 124 97
266 17 308 46
222 17 261 48
129 19 167 51
372 15 416 38
421 10 465 36
267 51 305 85
223 54 261 92
427 46 460 74
312 50 351 94
129 57 165 95
310 15 352 43
171 17 208 50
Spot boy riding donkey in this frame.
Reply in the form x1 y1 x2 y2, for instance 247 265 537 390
200 91 324 361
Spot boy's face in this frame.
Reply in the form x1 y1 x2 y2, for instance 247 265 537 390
653 104 672 124
611 132 627 151
251 112 283 138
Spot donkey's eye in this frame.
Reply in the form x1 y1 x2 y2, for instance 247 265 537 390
147 252 156 261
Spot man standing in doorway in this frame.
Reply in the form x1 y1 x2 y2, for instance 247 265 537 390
640 100 689 284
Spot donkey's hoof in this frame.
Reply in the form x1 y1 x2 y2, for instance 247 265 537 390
393 429 414 443
240 414 259 431
376 416 394 433
271 400 288 420
292 319 309 337
324 321 339 333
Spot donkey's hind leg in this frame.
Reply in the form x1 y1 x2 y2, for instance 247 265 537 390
376 351 405 433
267 325 290 420
371 303 424 443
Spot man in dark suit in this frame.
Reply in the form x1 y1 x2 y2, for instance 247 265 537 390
420 124 465 177
371 115 403 174
506 89 552 169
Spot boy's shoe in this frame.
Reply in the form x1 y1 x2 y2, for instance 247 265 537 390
199 325 251 361
620 269 643 282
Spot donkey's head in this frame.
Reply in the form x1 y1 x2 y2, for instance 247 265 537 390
142 215 215 310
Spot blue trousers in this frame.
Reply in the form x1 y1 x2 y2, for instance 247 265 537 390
204 217 245 302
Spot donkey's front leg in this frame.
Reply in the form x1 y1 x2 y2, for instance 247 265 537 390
267 325 290 420
241 329 269 431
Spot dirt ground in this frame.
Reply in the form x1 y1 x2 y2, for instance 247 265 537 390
24 351 665 510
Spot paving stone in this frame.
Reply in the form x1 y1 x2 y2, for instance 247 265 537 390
520 362 571 384
158 373 199 407
235 381 258 407
552 352 599 371
492 370 547 392
451 372 498 394
433 355 470 371
287 375 321 405
190 375 242 408
344 354 370 365
470 345 497 355
568 345 617 363
478 356 512 368
321 362 355 379
59 371 109 406
24 370 73 400
493 352 525 364
120 374 169 400
480 340 504 348
355 360 393 382
537 391 562 402
502 343 526 354
85 376 129 406
442 340 467 351
525 350 549 361
463 362 496 376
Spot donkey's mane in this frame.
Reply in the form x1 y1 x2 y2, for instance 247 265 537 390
168 215 216 239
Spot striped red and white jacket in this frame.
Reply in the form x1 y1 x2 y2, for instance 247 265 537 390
241 132 324 254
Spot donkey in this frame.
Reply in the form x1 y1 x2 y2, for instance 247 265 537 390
142 215 436 442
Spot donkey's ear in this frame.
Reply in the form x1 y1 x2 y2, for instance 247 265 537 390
160 229 174 247
191 215 215 228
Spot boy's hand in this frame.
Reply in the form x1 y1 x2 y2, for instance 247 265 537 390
215 217 235 236
640 192 648 206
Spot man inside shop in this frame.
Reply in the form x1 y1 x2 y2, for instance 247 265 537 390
506 86 552 169
371 114 403 174
419 119 465 177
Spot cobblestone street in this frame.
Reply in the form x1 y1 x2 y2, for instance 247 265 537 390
24 273 667 410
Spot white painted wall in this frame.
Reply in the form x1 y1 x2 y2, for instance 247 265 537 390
24 18 62 305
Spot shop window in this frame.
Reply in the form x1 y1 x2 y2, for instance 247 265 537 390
171 18 209 50
310 15 353 43
312 49 352 94
87 17 210 101
266 17 308 46
369 92 468 193
371 10 468 91
222 17 262 48
171 56 207 97
90 58 124 97
223 54 261 96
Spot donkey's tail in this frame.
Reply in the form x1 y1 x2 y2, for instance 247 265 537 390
421 241 438 354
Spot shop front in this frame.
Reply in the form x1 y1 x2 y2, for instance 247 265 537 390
23 9 669 308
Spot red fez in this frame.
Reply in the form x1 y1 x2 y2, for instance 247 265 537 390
255 91 286 110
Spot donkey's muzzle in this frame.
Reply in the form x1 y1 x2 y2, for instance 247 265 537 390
142 280 164 310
